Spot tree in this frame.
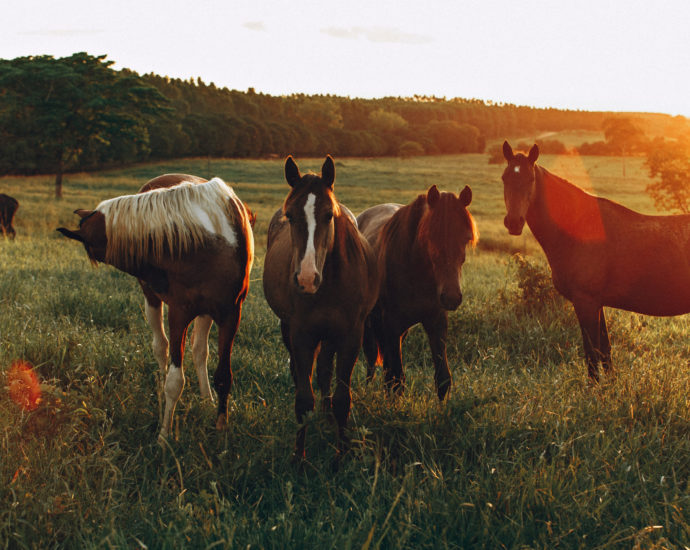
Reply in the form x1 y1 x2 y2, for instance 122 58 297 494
645 137 690 213
0 53 170 197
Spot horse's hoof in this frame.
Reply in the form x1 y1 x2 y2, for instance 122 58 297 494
215 415 227 431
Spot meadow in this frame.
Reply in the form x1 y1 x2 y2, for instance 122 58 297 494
0 148 688 549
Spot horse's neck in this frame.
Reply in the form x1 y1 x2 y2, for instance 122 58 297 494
526 166 589 252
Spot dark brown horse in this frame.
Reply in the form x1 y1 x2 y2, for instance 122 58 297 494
0 193 19 239
501 141 690 380
263 156 378 460
358 185 477 400
58 174 255 440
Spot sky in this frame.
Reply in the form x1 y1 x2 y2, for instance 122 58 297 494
2 0 689 116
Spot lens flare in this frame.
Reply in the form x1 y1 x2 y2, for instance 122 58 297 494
8 360 41 411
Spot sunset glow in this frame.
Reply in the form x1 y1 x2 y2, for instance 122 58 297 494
8 360 41 411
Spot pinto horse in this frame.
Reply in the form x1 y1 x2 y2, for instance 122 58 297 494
0 193 19 239
501 141 690 380
57 174 254 440
358 185 477 400
263 156 378 460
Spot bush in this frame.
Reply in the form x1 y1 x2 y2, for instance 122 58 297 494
505 253 565 312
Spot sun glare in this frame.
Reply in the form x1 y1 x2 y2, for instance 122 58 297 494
8 360 42 411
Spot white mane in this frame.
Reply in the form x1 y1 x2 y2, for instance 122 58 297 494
97 177 241 268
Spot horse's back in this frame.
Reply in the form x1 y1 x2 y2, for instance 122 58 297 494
138 174 207 193
357 203 401 248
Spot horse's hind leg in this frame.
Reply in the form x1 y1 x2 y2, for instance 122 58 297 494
316 341 335 412
362 309 383 382
382 323 406 396
422 311 452 401
142 288 168 381
191 315 214 401
213 307 242 431
160 306 193 441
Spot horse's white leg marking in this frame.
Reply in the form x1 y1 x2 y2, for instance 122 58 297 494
159 363 185 440
298 193 318 292
191 315 214 401
145 300 168 378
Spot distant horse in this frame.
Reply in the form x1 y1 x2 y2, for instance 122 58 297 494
57 174 255 440
501 141 690 380
358 185 477 400
263 156 378 460
0 193 19 239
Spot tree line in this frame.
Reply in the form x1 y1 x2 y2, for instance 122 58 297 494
1 52 688 202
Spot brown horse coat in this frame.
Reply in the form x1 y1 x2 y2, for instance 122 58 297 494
263 156 378 460
358 185 477 400
58 174 254 440
502 141 690 379
0 193 19 239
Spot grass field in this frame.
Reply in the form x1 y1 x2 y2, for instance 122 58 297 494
0 151 688 548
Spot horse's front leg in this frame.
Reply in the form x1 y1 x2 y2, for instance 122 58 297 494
572 297 605 381
213 307 242 431
159 306 193 441
290 331 319 461
191 315 214 401
599 308 613 374
316 341 336 412
332 329 363 456
422 311 452 401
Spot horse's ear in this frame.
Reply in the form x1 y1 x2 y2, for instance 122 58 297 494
427 185 440 207
322 155 335 188
528 144 539 164
74 209 93 219
502 141 514 162
459 185 472 207
56 227 86 244
285 156 301 187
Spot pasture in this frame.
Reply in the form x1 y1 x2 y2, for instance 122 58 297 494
0 152 688 548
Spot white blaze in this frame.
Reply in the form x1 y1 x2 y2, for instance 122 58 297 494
298 193 318 291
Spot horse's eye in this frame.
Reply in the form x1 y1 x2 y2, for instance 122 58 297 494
285 212 293 223
325 212 334 222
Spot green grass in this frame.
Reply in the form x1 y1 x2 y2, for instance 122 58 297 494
0 153 688 548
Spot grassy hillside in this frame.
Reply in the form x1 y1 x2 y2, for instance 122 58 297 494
0 153 688 548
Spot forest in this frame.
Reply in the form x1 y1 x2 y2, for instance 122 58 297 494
2 52 687 177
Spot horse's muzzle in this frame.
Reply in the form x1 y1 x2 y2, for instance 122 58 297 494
294 271 321 294
504 215 525 236
440 291 462 311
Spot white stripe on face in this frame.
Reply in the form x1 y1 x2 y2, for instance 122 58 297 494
298 193 318 291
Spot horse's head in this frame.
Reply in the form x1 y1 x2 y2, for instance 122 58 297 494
418 184 477 311
283 155 339 294
501 141 539 235
57 209 108 265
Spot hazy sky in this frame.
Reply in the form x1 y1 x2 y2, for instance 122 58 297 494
2 0 689 116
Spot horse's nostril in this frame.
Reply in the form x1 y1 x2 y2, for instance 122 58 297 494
313 272 321 288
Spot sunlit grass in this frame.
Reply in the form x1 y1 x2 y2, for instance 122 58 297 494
0 153 688 548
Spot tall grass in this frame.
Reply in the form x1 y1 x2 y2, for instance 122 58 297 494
0 152 688 548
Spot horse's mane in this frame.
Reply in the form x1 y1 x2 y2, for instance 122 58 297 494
97 178 239 269
379 194 427 256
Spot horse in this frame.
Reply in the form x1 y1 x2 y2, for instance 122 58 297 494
263 156 378 461
501 141 690 380
358 185 478 400
57 174 255 441
0 193 19 239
